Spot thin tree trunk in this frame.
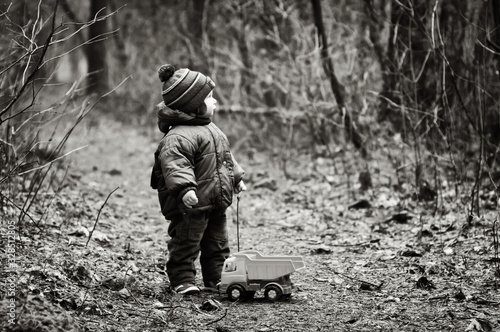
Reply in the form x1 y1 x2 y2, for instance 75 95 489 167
190 0 208 72
229 7 252 106
86 0 108 95
363 0 400 124
489 0 500 49
310 0 366 156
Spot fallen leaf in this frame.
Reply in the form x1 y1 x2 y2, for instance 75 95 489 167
59 298 77 310
82 304 102 316
68 226 89 237
311 245 332 254
384 296 401 303
443 247 454 255
45 268 67 281
345 317 358 324
118 288 131 299
416 276 435 290
101 277 125 291
400 249 422 257
454 289 466 301
386 212 413 223
348 200 371 210
425 262 440 274
465 318 492 331
91 230 110 243
253 178 277 191
109 169 122 176
200 299 222 311
152 301 165 309
359 282 377 291
332 276 344 284
72 264 92 282
376 193 399 208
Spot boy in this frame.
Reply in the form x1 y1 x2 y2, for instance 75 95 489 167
150 64 246 295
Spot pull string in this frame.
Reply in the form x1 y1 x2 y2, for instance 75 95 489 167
236 194 240 252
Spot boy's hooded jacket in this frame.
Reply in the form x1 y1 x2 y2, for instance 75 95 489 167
151 102 244 219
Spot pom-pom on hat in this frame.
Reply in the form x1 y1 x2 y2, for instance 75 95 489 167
158 64 215 113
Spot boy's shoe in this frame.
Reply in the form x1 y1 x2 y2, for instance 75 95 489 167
203 280 221 293
174 284 200 295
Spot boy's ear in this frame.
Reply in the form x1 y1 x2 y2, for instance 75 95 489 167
197 103 208 116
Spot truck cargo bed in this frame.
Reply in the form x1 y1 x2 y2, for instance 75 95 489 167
233 251 305 280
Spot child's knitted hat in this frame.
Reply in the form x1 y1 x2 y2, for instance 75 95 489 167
158 64 215 113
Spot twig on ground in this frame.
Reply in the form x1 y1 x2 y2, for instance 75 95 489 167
120 309 153 319
78 280 92 310
123 265 143 305
119 307 170 326
154 304 189 310
492 216 500 283
331 269 384 290
86 187 119 247
205 308 228 326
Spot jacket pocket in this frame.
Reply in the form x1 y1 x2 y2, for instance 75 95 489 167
151 151 161 189
150 167 158 189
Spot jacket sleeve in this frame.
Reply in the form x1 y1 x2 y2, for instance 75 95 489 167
158 134 198 200
231 153 245 186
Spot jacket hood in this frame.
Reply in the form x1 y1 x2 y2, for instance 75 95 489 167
155 102 211 134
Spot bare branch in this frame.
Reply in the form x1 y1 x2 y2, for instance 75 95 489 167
0 3 12 18
17 145 88 176
0 0 60 121
39 28 119 69
86 187 119 247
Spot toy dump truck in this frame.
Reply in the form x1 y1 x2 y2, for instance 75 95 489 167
219 250 305 301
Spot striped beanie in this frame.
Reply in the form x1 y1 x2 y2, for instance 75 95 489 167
158 64 215 114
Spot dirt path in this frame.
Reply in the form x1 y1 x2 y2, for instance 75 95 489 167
4 117 500 332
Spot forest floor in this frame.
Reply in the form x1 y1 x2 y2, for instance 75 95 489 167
2 116 500 332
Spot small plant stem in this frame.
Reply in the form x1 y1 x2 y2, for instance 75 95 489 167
86 187 119 247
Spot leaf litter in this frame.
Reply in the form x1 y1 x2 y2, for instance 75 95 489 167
1 118 499 332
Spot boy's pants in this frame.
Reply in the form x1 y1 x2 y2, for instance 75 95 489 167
166 208 230 287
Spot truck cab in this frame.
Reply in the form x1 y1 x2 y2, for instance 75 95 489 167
221 256 246 284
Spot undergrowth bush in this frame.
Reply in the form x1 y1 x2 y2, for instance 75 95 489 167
0 1 116 226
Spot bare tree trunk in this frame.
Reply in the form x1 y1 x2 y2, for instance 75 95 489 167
86 0 108 95
489 0 500 50
363 0 401 124
109 0 128 67
310 0 366 156
229 6 252 106
485 0 500 148
189 0 208 73
191 0 204 46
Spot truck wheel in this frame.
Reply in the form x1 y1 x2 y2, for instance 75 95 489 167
227 284 246 301
264 285 283 301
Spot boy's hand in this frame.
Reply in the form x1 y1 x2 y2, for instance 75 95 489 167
182 190 198 208
235 180 247 194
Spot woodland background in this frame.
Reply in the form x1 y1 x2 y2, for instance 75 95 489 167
2 0 500 213
0 1 499 331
